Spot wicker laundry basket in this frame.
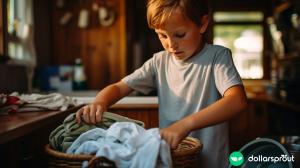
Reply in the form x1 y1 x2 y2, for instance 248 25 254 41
45 137 202 168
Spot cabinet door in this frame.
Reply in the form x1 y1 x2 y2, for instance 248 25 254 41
229 100 268 151
248 100 268 138
229 106 250 151
109 108 159 129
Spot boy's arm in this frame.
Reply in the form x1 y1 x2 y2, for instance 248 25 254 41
93 81 133 108
76 81 133 124
160 85 248 149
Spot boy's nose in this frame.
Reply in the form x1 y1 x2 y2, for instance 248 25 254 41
168 39 178 50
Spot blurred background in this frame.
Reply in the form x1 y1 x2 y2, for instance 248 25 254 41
0 0 300 94
0 0 300 149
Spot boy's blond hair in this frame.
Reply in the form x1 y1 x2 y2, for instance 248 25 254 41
147 0 208 29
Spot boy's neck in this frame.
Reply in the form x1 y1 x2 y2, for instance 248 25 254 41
189 41 206 59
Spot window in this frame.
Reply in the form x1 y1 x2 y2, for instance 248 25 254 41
213 11 264 79
5 0 35 66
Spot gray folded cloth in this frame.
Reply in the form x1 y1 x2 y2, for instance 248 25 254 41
49 112 144 152
10 92 80 112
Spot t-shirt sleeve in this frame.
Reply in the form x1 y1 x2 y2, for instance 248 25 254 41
213 48 243 96
121 57 157 95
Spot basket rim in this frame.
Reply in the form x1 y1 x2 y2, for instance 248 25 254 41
171 137 203 157
45 137 202 159
45 144 93 160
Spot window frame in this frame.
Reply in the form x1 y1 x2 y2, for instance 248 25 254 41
2 0 36 66
0 0 6 55
211 10 270 80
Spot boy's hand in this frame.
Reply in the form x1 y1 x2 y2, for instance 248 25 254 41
75 103 107 124
160 119 191 149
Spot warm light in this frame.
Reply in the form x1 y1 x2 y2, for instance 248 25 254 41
213 11 264 79
234 30 263 53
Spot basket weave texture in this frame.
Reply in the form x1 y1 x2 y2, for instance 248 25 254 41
45 137 202 168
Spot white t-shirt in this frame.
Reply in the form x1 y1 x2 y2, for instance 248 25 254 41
122 43 243 168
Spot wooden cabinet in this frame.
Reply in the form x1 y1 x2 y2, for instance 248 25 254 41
229 99 269 151
267 100 300 135
229 94 300 151
0 108 78 168
109 104 159 129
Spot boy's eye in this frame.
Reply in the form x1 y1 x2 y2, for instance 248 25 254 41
175 33 186 38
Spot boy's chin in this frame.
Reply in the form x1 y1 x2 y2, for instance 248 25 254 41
173 54 192 61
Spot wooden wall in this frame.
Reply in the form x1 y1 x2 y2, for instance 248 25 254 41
0 64 28 93
51 0 127 90
0 0 3 55
33 0 52 66
34 0 277 90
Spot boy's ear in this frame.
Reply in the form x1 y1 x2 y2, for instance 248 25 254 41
199 15 209 34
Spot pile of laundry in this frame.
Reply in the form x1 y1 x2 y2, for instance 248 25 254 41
0 92 79 114
49 112 145 152
49 112 172 168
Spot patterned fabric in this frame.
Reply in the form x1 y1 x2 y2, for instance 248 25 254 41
0 94 25 114
0 92 79 114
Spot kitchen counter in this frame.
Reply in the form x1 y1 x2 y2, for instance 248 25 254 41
74 96 158 109
247 93 300 113
71 92 299 113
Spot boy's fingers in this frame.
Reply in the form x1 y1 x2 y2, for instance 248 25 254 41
75 104 105 124
89 105 96 124
95 106 102 123
171 139 179 149
76 108 83 124
160 129 179 149
167 137 177 149
160 129 170 144
82 106 90 123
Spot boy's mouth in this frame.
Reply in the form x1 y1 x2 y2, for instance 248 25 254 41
172 51 186 60
173 51 183 55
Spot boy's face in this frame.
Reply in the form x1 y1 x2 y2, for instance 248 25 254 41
155 8 208 61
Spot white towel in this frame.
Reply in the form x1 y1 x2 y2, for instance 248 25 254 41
67 122 172 168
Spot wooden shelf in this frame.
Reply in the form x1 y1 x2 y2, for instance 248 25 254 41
278 53 300 63
248 94 300 113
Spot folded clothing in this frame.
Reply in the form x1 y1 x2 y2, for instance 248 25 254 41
0 94 25 113
49 112 145 152
67 122 172 168
0 92 80 114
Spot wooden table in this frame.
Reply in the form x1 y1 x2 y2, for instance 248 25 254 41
0 108 78 144
0 107 79 167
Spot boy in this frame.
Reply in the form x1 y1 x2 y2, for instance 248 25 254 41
76 0 248 167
